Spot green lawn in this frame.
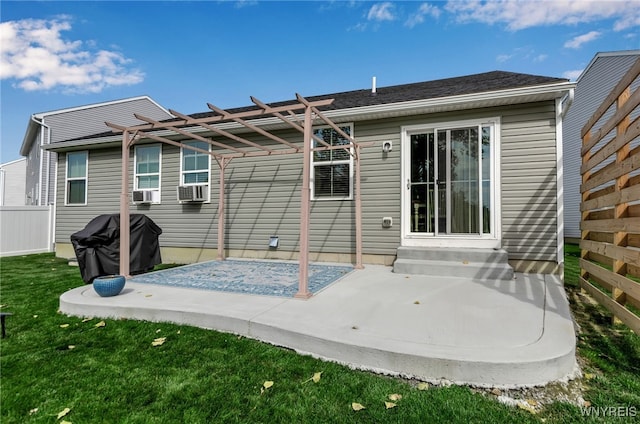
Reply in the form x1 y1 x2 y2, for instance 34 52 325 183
1 250 638 423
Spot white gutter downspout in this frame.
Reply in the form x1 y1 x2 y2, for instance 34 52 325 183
0 168 5 206
41 119 55 252
51 158 57 253
30 115 52 206
30 115 43 206
30 115 56 252
556 88 574 270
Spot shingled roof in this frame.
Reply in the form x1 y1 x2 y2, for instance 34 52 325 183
189 70 568 119
64 70 568 142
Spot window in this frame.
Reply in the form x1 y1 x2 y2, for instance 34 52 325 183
134 144 161 203
135 144 161 189
181 141 210 185
66 151 87 205
311 124 353 200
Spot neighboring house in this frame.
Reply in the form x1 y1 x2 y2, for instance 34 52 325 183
563 50 640 242
44 71 574 274
0 158 27 206
19 96 173 206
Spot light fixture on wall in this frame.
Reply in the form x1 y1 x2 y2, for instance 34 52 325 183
382 141 392 153
269 236 279 248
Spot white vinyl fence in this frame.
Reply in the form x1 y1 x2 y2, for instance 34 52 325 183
0 206 54 257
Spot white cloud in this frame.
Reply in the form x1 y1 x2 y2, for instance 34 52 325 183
613 13 640 31
348 22 369 32
367 2 396 22
563 69 584 81
534 54 548 63
445 0 638 31
234 0 258 8
564 31 602 49
0 17 144 93
405 3 441 28
496 54 512 63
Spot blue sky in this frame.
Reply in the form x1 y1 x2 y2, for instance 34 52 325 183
1 0 639 162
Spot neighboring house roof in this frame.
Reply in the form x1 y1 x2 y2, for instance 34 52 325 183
19 95 172 156
44 71 574 151
0 157 27 168
576 50 640 84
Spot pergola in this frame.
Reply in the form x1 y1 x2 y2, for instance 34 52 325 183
106 94 367 299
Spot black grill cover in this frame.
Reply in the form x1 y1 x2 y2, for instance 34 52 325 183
71 214 162 283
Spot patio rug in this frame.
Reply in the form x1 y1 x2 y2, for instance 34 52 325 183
129 259 354 298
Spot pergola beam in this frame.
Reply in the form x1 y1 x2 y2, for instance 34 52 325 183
208 103 302 150
295 94 357 150
134 113 248 155
129 129 225 159
251 96 333 149
224 147 299 159
170 109 277 154
121 101 317 132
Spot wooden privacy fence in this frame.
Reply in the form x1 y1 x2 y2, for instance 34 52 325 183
580 57 640 334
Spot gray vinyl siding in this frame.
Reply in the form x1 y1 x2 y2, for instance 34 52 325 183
563 53 640 239
25 128 41 205
43 150 56 205
56 101 561 263
54 129 403 256
23 125 54 205
226 154 301 252
501 102 558 260
56 149 120 239
42 129 55 206
44 98 171 143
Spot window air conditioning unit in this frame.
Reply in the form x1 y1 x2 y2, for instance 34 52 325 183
132 190 154 204
177 185 208 202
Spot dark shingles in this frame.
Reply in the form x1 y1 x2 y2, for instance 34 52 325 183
64 71 567 141
191 70 567 116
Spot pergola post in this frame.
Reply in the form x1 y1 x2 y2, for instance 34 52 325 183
119 130 131 277
217 158 227 261
295 105 313 299
354 146 364 269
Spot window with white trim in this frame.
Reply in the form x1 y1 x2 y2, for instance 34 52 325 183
181 141 210 185
134 144 161 203
66 151 88 205
311 124 353 200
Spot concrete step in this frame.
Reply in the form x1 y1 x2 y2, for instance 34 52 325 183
393 258 514 280
393 247 514 280
396 246 509 263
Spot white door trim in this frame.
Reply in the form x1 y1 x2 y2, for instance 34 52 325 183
400 117 502 248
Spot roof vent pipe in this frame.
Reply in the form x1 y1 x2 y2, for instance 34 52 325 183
372 76 377 95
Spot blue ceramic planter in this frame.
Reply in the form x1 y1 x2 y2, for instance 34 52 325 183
93 275 126 297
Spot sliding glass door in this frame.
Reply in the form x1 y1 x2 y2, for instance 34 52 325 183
407 123 492 237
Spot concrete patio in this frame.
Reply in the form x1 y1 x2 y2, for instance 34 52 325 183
59 264 578 388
